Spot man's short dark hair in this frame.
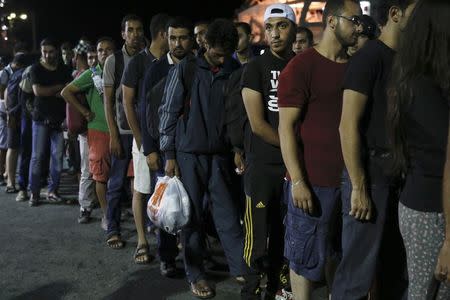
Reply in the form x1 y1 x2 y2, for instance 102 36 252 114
296 26 314 45
323 0 360 27
372 0 416 26
166 16 193 36
194 21 209 28
60 42 72 51
86 45 96 53
235 22 251 35
205 19 239 53
150 13 170 40
40 38 57 49
121 14 143 31
96 36 116 48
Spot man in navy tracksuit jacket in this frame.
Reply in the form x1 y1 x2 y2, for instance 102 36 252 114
159 19 247 296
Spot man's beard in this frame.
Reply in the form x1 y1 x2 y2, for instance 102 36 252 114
335 23 357 48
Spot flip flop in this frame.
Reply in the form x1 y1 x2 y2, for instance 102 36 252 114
134 244 152 264
190 280 215 299
106 235 125 250
5 186 18 193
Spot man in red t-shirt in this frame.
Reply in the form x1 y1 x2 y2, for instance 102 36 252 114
278 0 362 299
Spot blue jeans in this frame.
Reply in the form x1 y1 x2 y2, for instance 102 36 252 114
332 168 407 300
106 134 132 238
18 114 32 191
29 121 64 195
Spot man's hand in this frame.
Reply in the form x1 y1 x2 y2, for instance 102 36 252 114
146 152 160 171
291 180 314 214
109 135 124 159
349 186 372 221
234 152 245 175
165 159 180 178
82 109 95 122
435 239 450 282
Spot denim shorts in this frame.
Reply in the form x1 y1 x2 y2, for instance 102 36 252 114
284 182 340 281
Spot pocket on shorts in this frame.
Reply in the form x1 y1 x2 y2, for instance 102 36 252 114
284 212 319 268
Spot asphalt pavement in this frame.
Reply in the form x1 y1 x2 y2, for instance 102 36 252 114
0 171 327 300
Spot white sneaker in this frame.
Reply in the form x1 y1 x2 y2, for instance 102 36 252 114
16 190 28 202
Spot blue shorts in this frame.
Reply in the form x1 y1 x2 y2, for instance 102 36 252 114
284 182 340 281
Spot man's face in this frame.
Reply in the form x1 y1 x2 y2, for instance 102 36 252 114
194 24 208 49
264 17 295 55
292 32 311 54
42 45 58 65
61 49 73 65
122 20 144 49
168 27 193 60
205 45 230 68
333 0 363 48
347 34 369 56
236 26 251 53
97 41 114 66
87 51 98 68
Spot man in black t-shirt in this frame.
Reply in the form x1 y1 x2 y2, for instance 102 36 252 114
28 38 72 206
240 4 296 299
335 0 417 299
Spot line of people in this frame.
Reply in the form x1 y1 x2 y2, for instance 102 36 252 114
2 0 450 299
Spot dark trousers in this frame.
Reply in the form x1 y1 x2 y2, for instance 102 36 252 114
177 151 246 283
152 166 178 263
241 161 286 298
332 168 407 300
18 114 31 191
106 134 132 237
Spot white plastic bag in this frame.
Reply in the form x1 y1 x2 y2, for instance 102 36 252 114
147 176 190 235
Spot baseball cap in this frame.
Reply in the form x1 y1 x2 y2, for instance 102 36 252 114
264 3 296 23
73 40 90 55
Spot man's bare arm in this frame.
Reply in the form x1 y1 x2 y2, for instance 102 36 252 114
61 84 94 121
32 84 65 97
242 87 279 146
339 89 372 220
122 84 142 148
279 106 313 214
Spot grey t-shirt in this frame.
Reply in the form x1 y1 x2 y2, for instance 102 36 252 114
103 45 134 134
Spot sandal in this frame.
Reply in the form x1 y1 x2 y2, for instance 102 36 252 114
106 235 125 249
5 186 18 193
134 244 152 264
190 280 215 299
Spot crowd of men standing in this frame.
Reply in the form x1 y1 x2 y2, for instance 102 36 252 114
1 0 450 299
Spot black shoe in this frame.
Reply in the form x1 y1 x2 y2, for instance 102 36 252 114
78 209 91 224
160 261 177 277
29 193 40 207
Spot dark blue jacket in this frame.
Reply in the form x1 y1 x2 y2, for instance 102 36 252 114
141 54 173 156
159 56 239 159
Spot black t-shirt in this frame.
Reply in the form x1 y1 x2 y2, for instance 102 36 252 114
343 40 395 151
400 76 449 213
29 62 72 124
241 50 293 164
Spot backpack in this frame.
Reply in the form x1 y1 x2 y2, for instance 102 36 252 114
112 50 131 132
223 66 248 151
19 66 34 118
6 67 25 117
145 56 197 141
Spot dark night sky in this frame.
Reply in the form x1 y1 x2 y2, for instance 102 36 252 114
6 0 245 49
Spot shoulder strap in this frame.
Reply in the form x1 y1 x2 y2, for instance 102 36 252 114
113 50 124 91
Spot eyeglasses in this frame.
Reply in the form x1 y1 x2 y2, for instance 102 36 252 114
335 15 361 26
